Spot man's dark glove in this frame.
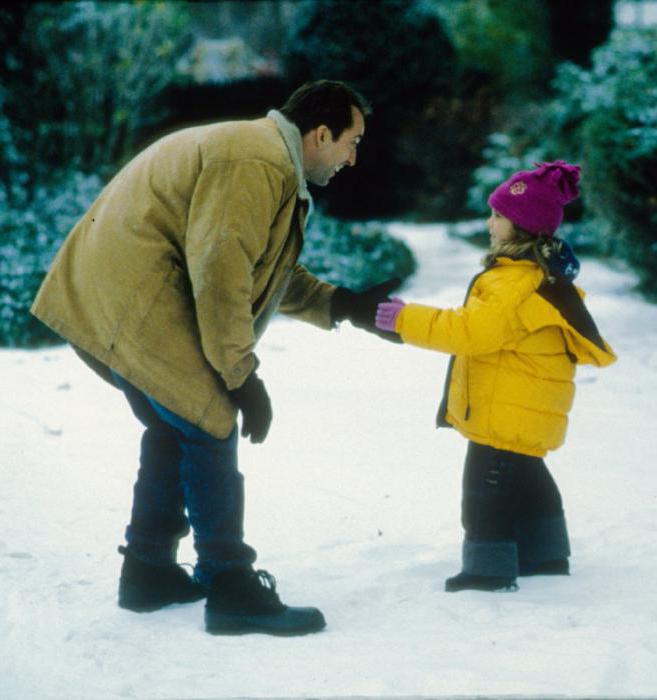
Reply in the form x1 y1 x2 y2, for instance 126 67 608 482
228 371 272 444
330 278 403 343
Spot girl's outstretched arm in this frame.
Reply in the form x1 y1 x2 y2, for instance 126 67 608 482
388 295 515 356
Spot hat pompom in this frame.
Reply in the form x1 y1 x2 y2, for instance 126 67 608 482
533 161 581 204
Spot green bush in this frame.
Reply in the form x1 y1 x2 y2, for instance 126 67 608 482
464 132 592 250
283 0 458 218
0 172 102 347
434 0 552 95
467 132 549 214
300 212 416 291
466 129 621 255
550 28 657 295
0 191 417 348
466 27 657 291
1 2 192 181
0 2 192 347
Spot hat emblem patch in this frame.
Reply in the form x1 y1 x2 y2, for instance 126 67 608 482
510 181 527 195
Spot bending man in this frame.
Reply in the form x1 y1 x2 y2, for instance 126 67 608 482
32 80 397 636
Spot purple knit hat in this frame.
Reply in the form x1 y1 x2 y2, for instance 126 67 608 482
487 160 581 237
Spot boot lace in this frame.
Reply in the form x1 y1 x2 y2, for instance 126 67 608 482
254 569 277 591
246 569 284 609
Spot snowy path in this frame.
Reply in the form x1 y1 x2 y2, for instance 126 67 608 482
1 224 657 699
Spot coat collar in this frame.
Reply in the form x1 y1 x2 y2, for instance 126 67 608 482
267 109 313 217
493 238 580 282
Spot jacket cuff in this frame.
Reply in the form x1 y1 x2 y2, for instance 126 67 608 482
223 353 258 391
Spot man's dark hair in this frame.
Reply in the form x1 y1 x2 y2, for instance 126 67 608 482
280 80 371 139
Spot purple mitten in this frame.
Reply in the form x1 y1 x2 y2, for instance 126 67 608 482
375 297 406 332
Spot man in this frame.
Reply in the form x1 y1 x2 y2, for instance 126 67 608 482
31 80 398 636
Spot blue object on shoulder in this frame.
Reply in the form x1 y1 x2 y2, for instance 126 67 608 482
548 238 580 281
519 237 580 281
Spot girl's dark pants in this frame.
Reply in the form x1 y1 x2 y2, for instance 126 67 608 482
460 441 570 578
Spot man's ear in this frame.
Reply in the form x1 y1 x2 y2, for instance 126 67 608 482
315 124 332 148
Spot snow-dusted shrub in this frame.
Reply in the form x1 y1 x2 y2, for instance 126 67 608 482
283 0 457 219
1 2 192 178
300 212 416 291
552 28 657 297
0 172 102 347
0 2 193 347
467 28 657 295
467 133 549 215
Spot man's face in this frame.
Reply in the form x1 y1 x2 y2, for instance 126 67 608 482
304 106 365 187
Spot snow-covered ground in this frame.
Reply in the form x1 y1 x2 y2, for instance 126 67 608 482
2 224 656 700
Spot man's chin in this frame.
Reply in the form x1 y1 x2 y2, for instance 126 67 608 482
305 168 335 187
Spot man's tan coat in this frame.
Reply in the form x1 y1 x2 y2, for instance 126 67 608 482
31 113 335 438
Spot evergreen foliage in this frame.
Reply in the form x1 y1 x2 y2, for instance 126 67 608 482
300 212 416 291
0 2 192 180
0 171 103 347
0 2 192 347
1 1 653 344
467 27 657 296
546 0 614 67
433 0 613 89
467 133 548 215
551 28 657 295
433 0 552 95
283 0 458 218
0 2 418 347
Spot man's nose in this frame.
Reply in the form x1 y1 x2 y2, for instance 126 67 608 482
347 149 357 167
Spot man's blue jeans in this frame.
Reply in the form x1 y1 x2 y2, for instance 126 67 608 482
112 372 257 587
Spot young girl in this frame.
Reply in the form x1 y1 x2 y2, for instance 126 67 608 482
375 161 616 592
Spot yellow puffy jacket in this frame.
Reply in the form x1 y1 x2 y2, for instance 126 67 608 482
395 258 616 457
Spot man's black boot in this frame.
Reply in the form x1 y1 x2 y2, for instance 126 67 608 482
205 567 326 636
445 572 519 592
118 546 206 612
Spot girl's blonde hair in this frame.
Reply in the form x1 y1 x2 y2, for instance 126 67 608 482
483 226 563 284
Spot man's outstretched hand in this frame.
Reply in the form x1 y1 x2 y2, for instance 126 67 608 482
330 278 403 342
